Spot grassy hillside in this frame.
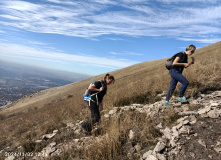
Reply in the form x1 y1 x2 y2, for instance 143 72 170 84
0 41 221 156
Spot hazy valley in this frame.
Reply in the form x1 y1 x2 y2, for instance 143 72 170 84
0 61 90 107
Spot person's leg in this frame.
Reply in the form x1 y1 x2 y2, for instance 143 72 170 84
90 101 101 124
179 78 189 98
81 101 100 132
170 70 189 98
166 69 178 101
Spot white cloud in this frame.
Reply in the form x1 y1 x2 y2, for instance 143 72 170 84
110 52 119 55
106 37 126 41
0 14 22 20
110 51 143 56
0 43 138 69
92 0 117 5
156 0 219 3
125 52 143 56
120 0 147 3
177 37 221 44
7 1 40 11
27 40 49 46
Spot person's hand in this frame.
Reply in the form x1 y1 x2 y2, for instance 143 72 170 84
184 63 190 68
99 103 103 111
191 57 195 64
99 87 104 91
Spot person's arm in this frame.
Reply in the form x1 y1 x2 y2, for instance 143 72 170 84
172 57 191 68
88 83 104 92
99 102 103 111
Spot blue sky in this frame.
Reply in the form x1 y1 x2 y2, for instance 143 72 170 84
0 0 221 76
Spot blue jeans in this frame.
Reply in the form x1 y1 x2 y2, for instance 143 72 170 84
166 68 189 101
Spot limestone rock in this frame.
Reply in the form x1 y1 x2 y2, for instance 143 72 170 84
207 109 220 118
156 153 166 160
198 106 211 114
179 111 199 116
104 114 110 118
210 102 219 107
161 127 171 139
5 156 15 160
134 143 142 152
141 151 158 160
189 115 197 125
42 130 58 140
214 147 221 153
198 139 207 148
41 142 57 157
156 122 163 129
129 129 135 140
153 141 166 153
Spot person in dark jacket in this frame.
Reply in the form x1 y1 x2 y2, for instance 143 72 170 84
81 73 115 132
164 44 196 106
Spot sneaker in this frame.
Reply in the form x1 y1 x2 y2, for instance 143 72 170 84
178 97 188 102
164 101 173 107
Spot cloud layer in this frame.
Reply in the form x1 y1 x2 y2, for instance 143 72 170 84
0 42 137 70
0 0 221 42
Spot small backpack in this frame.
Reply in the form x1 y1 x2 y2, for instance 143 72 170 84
165 52 185 70
83 80 104 106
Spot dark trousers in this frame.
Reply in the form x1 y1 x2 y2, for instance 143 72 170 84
166 68 189 101
82 101 100 132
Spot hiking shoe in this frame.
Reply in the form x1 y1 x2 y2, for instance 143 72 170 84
164 101 173 107
178 97 188 102
81 125 91 136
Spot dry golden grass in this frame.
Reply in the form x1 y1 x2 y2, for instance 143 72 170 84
0 41 221 159
53 111 161 160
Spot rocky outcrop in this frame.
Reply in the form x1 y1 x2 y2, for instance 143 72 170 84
141 91 221 160
3 91 221 160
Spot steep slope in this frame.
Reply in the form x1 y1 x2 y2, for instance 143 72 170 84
0 41 221 157
2 89 221 160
